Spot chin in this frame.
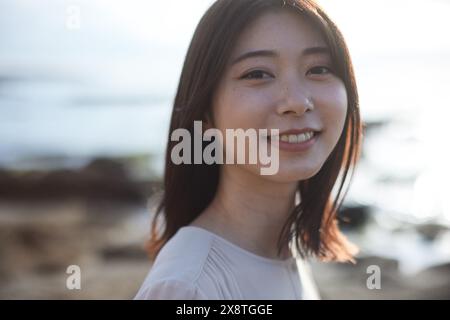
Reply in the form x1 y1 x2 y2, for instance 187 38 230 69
285 160 324 179
257 163 323 183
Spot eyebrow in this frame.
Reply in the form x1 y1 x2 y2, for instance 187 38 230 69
231 46 330 66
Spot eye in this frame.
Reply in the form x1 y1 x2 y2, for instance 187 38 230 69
240 70 274 80
307 66 333 76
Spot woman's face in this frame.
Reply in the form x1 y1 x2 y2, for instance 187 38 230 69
211 9 348 183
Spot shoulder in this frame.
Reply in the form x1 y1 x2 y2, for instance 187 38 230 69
147 227 214 283
134 278 208 300
135 227 233 300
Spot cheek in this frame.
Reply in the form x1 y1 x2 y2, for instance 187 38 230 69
314 82 348 135
213 84 272 130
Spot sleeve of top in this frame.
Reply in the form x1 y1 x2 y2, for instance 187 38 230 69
135 279 208 300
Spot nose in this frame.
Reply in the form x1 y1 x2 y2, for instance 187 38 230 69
276 79 314 116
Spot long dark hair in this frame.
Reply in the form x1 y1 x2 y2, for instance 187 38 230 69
148 0 362 262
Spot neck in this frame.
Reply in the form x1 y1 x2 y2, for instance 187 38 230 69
190 165 298 260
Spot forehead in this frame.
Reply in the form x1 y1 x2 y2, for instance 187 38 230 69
231 9 327 59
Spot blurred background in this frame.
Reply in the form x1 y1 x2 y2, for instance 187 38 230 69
0 0 449 299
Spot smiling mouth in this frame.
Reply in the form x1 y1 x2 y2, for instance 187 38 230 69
266 130 321 144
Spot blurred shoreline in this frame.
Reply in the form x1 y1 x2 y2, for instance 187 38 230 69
0 157 160 299
0 156 449 299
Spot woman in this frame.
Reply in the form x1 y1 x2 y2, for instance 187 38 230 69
136 0 362 300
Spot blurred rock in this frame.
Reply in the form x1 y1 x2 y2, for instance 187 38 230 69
415 223 449 241
0 199 152 299
362 119 390 136
338 204 372 230
311 254 450 299
101 244 149 261
0 157 162 203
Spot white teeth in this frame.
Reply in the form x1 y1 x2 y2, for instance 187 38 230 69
280 131 315 144
288 135 298 143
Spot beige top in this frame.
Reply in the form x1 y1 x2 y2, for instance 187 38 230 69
135 226 320 300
